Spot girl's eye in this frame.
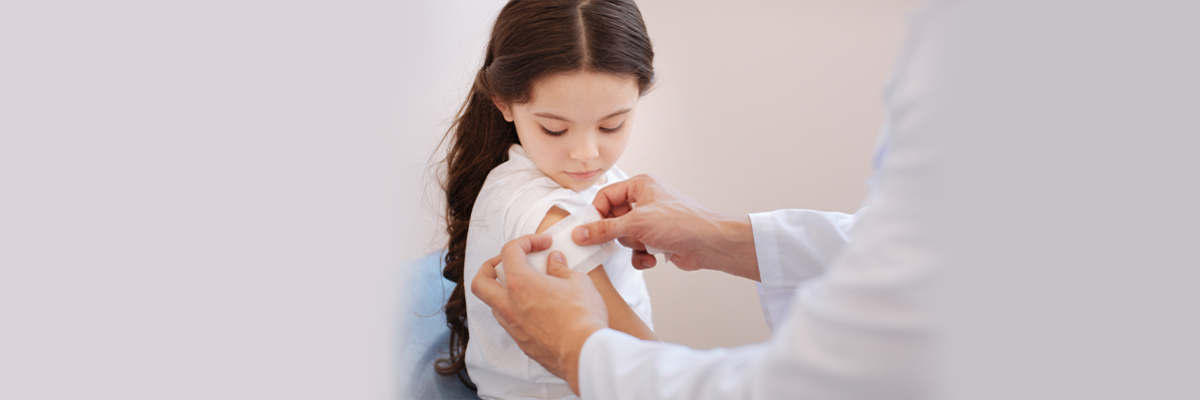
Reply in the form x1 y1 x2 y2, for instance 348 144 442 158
599 123 625 134
541 126 566 137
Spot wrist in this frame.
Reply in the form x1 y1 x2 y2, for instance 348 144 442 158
713 214 760 281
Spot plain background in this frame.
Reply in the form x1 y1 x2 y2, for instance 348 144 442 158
2 1 408 398
6 1 1200 399
409 0 919 349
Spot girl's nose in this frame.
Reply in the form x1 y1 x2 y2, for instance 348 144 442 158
569 134 600 162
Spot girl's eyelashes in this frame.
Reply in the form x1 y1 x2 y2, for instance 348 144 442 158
541 122 624 136
599 122 625 134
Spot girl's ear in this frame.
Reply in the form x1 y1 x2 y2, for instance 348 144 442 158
492 98 514 122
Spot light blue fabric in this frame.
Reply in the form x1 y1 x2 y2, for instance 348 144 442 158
397 251 482 400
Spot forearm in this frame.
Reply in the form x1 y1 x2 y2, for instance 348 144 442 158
704 213 760 281
588 267 657 341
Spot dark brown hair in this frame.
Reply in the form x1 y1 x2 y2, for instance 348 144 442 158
434 0 654 388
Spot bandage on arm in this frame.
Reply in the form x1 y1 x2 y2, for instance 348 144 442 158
494 203 618 284
533 206 658 341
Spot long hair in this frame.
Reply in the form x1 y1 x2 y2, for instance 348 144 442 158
434 0 655 388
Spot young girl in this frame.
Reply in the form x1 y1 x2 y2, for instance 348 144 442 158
435 0 657 398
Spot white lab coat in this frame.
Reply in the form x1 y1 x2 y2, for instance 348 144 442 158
575 2 950 399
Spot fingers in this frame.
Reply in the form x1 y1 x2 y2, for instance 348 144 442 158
573 215 630 246
501 234 553 278
617 236 645 250
607 202 633 219
478 254 501 280
512 233 553 254
592 178 638 218
472 255 510 314
543 251 575 279
631 250 657 270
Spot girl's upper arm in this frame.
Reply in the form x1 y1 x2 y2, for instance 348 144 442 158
535 206 572 235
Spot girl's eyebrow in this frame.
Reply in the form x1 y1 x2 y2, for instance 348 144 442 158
532 108 632 123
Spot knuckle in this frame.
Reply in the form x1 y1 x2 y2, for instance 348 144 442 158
593 220 611 238
469 275 482 294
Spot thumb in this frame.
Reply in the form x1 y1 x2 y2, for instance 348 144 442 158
544 251 574 279
573 215 627 246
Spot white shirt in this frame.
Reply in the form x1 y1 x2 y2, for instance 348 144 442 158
575 2 949 399
465 144 653 400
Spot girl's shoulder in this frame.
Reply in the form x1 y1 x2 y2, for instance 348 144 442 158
478 144 560 205
474 145 576 231
476 144 605 241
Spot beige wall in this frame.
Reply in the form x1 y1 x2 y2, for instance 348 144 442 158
623 0 918 349
413 0 919 349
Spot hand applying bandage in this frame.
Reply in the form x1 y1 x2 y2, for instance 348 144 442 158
472 234 609 395
572 174 762 282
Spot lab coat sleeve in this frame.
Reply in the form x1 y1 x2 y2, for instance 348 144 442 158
578 209 931 400
749 209 862 330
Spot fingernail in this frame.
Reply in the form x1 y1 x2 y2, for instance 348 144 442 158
573 227 589 242
643 259 654 268
551 251 565 263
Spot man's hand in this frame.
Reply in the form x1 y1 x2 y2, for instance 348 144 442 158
471 234 608 395
572 173 761 281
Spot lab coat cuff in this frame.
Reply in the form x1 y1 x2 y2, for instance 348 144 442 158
749 212 787 293
578 328 633 400
750 212 797 331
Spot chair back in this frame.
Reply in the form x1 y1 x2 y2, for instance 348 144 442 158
396 251 481 399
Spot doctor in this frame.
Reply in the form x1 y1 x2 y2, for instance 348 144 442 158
471 3 945 399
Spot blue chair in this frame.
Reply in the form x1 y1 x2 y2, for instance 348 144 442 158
397 251 482 400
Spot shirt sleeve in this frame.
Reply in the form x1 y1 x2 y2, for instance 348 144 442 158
749 208 863 330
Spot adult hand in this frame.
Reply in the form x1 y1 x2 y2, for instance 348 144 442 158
471 234 608 395
573 174 762 281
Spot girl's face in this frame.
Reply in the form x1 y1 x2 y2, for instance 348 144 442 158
496 70 640 191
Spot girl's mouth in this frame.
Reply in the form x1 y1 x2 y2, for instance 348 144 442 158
564 169 601 180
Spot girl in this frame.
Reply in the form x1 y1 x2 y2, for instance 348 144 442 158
436 0 657 398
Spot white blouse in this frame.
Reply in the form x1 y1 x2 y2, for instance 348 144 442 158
463 144 652 400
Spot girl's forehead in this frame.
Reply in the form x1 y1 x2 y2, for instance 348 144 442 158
524 70 639 119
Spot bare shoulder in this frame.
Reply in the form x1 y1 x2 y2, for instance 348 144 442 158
535 205 571 234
